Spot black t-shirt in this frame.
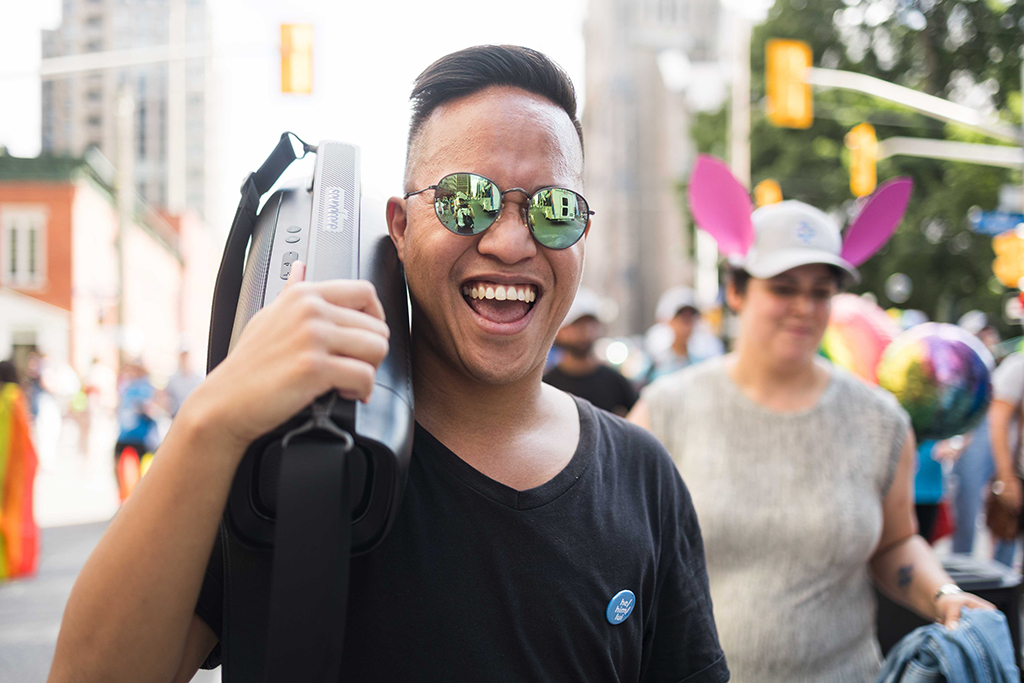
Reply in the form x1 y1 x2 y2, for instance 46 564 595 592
197 398 727 683
543 365 640 416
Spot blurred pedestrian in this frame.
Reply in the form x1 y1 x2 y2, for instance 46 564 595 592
164 350 202 419
986 349 1024 567
950 312 1003 558
543 287 638 416
630 190 994 681
0 360 40 579
114 360 159 466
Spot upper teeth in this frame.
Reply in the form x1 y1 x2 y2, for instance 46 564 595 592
462 283 536 303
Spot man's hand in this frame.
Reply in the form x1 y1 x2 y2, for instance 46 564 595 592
182 261 391 456
995 475 1023 512
935 591 996 629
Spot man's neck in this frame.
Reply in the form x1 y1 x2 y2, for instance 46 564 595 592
670 337 690 359
410 343 579 491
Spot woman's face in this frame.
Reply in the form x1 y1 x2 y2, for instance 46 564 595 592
729 264 838 366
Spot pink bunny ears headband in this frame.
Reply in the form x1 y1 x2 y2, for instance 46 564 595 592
687 154 912 270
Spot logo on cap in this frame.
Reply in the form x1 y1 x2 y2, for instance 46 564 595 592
606 590 636 625
795 221 815 244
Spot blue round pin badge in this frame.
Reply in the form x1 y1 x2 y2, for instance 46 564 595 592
606 589 636 625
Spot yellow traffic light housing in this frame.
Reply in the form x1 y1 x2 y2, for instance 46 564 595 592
846 123 877 197
992 230 1024 288
281 24 314 95
754 179 783 207
766 39 813 129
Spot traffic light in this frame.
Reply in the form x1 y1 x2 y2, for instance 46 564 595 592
766 39 813 129
846 123 877 197
992 230 1024 288
281 24 313 94
754 179 783 207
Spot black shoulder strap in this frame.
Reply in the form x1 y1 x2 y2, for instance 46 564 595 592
207 132 312 373
263 434 353 681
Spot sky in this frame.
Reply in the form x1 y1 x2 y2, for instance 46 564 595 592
0 0 588 230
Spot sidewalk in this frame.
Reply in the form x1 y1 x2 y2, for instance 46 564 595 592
34 413 120 529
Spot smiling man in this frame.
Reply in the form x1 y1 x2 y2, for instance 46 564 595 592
49 45 727 683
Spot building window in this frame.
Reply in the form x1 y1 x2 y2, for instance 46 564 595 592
1 206 48 289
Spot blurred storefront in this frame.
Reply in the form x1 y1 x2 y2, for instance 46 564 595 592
0 151 216 385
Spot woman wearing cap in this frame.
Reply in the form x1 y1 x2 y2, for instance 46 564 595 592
628 157 993 682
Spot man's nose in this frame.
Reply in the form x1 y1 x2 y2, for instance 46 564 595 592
476 198 537 263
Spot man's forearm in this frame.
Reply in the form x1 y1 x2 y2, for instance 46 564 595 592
990 408 1016 478
871 535 952 622
49 406 244 683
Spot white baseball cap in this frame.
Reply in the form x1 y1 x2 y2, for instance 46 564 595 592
745 201 859 286
560 286 603 329
656 286 700 323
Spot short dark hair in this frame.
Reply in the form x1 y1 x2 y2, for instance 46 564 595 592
406 45 584 173
727 264 844 297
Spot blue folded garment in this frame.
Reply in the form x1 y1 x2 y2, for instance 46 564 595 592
877 608 1019 682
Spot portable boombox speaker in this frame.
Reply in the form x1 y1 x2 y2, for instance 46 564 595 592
206 133 414 682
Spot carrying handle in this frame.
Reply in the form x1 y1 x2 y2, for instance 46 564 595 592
207 133 313 373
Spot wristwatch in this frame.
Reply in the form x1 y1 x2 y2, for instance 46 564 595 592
934 583 963 603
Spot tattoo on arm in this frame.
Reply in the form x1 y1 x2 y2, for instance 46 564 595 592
897 564 914 590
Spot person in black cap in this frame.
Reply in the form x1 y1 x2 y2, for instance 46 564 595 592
544 287 638 416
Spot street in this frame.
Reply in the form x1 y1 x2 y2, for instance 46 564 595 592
0 415 220 682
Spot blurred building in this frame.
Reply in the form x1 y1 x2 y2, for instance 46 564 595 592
583 0 729 334
0 151 217 384
40 0 218 223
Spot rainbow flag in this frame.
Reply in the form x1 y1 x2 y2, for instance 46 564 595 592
0 383 39 579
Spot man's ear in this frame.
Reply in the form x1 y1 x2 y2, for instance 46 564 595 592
386 196 409 263
724 278 744 313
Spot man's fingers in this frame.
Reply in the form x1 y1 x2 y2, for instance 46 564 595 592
284 260 306 287
308 280 387 323
315 324 390 369
316 304 391 341
320 355 379 403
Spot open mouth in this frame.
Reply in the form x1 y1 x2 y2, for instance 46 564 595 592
461 280 538 325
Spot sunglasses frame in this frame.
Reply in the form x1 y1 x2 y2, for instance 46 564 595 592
404 172 594 250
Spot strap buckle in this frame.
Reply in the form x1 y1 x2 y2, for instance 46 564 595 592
281 392 355 451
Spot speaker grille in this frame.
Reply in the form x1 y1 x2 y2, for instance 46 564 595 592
310 142 359 282
229 194 279 350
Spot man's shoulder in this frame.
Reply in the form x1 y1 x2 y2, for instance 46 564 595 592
578 398 679 477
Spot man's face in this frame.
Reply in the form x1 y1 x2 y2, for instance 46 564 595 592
669 308 696 347
555 316 602 358
389 86 586 386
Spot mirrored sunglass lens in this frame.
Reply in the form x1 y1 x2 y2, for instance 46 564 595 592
433 173 501 236
528 188 588 249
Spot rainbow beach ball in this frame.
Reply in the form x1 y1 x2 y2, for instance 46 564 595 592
821 294 899 384
876 323 993 441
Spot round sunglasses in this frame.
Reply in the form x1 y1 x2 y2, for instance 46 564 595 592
404 172 594 250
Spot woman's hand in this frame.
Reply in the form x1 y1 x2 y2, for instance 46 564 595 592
181 261 391 456
935 590 996 629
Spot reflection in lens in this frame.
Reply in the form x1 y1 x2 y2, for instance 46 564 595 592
530 188 588 249
433 173 500 236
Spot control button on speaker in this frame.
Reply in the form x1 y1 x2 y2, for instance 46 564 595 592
287 225 301 233
285 236 300 244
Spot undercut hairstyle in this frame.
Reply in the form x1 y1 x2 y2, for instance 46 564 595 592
405 45 584 182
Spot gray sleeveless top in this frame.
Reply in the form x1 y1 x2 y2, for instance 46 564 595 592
642 357 910 683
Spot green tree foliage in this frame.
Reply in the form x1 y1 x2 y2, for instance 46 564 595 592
694 0 1024 330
